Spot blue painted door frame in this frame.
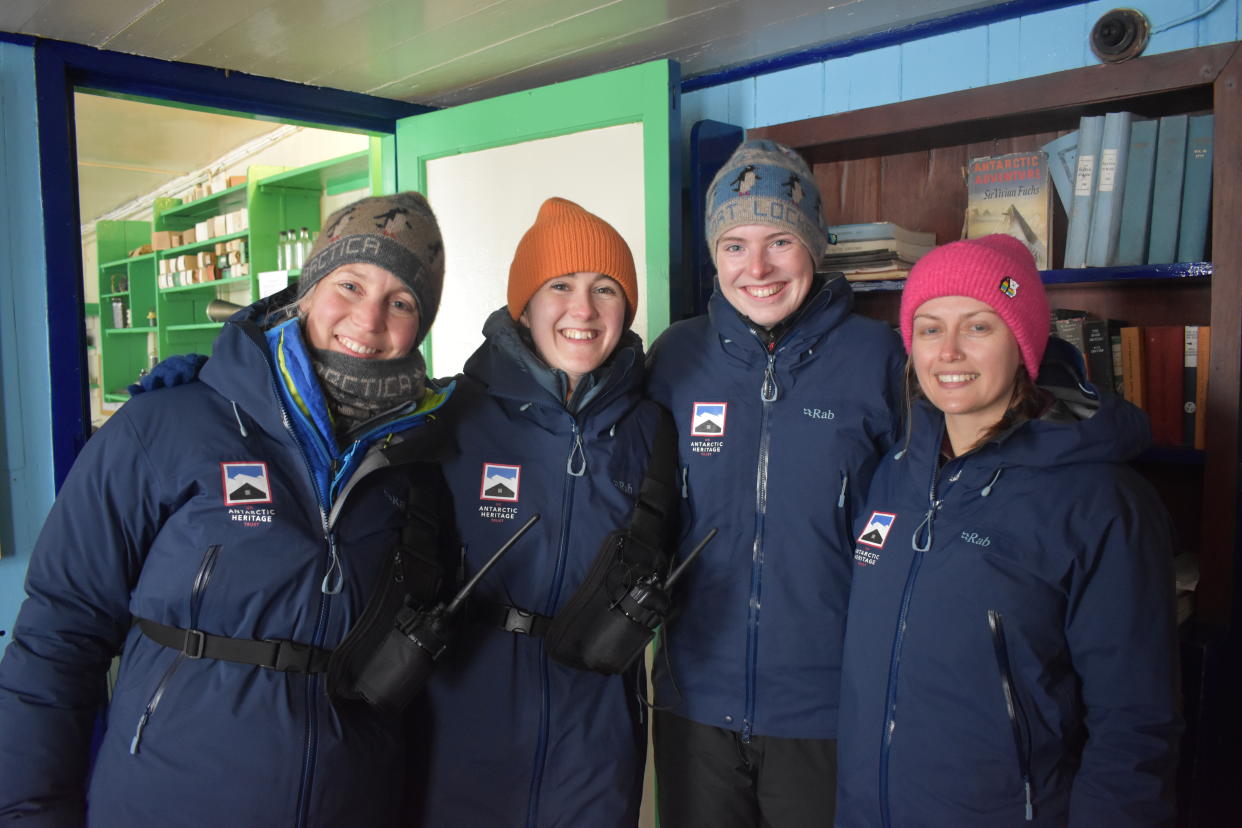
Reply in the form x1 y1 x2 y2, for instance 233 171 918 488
24 35 432 487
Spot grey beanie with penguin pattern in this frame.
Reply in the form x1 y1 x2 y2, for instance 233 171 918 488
297 191 445 346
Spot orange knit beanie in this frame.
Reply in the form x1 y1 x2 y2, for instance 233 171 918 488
507 197 639 325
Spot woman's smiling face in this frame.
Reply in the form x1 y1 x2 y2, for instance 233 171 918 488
911 294 1022 452
300 262 420 360
520 271 627 394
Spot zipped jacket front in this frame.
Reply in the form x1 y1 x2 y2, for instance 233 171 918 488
836 381 1181 827
646 278 904 740
419 310 662 828
0 298 452 828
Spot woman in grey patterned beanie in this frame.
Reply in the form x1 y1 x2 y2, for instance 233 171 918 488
293 191 447 442
0 190 455 827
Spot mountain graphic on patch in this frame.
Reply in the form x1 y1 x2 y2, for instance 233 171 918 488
480 463 520 502
222 462 272 506
230 482 267 501
485 481 515 499
691 402 727 437
858 511 896 549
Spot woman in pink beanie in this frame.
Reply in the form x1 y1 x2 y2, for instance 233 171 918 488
834 234 1182 827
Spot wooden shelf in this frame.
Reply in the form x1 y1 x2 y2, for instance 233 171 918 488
258 150 370 196
848 262 1212 293
165 323 224 332
101 252 156 268
159 230 248 257
160 275 252 294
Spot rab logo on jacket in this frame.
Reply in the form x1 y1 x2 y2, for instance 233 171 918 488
690 402 727 455
222 462 276 526
479 463 520 522
855 511 896 566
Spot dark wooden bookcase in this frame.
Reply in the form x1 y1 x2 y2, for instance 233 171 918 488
753 42 1239 626
752 42 1242 824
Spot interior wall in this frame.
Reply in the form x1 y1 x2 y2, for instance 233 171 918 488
681 0 1242 135
0 39 52 654
425 122 646 378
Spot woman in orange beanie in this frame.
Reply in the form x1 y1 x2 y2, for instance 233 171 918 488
418 197 669 827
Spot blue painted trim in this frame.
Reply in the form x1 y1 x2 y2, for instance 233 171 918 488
852 261 1212 294
685 120 743 319
34 46 90 489
38 38 432 134
1039 261 1212 284
682 0 1090 92
0 31 36 47
31 36 436 486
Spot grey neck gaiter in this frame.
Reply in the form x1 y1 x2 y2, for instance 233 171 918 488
310 346 427 443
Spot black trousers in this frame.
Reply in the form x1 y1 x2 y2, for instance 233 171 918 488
653 710 838 828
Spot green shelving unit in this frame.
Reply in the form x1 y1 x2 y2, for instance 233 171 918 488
95 221 155 400
92 151 374 398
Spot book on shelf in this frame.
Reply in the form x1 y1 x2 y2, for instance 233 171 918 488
1120 326 1145 410
1114 118 1159 266
830 222 935 247
1050 308 1088 363
838 266 912 283
1143 325 1186 447
1041 131 1078 215
824 221 934 282
823 236 934 261
1112 327 1132 397
1063 115 1105 269
1147 114 1190 265
1177 114 1214 263
964 150 1052 269
1194 326 1211 450
1183 326 1201 448
1085 111 1134 267
1083 316 1124 393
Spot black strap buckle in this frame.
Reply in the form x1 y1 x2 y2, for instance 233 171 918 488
502 606 536 635
270 639 313 672
182 629 206 659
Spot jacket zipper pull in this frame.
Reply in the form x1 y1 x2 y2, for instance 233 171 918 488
912 504 936 552
760 354 779 402
837 472 849 508
321 532 343 594
681 466 689 499
566 422 586 477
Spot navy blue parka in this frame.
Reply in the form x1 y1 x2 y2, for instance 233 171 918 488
646 276 905 740
0 293 452 828
835 356 1181 827
419 309 665 828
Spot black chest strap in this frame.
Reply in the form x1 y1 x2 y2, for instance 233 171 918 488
137 617 332 673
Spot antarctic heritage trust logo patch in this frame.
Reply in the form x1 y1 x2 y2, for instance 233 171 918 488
222 462 276 527
222 462 272 505
855 511 896 566
689 402 727 456
479 463 522 523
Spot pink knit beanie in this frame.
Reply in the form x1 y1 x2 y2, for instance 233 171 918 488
900 234 1049 379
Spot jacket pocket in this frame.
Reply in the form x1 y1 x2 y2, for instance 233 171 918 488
987 608 1034 821
130 544 221 754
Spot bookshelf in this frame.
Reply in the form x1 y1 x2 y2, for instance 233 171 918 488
751 43 1242 823
751 41 1240 628
94 151 372 402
